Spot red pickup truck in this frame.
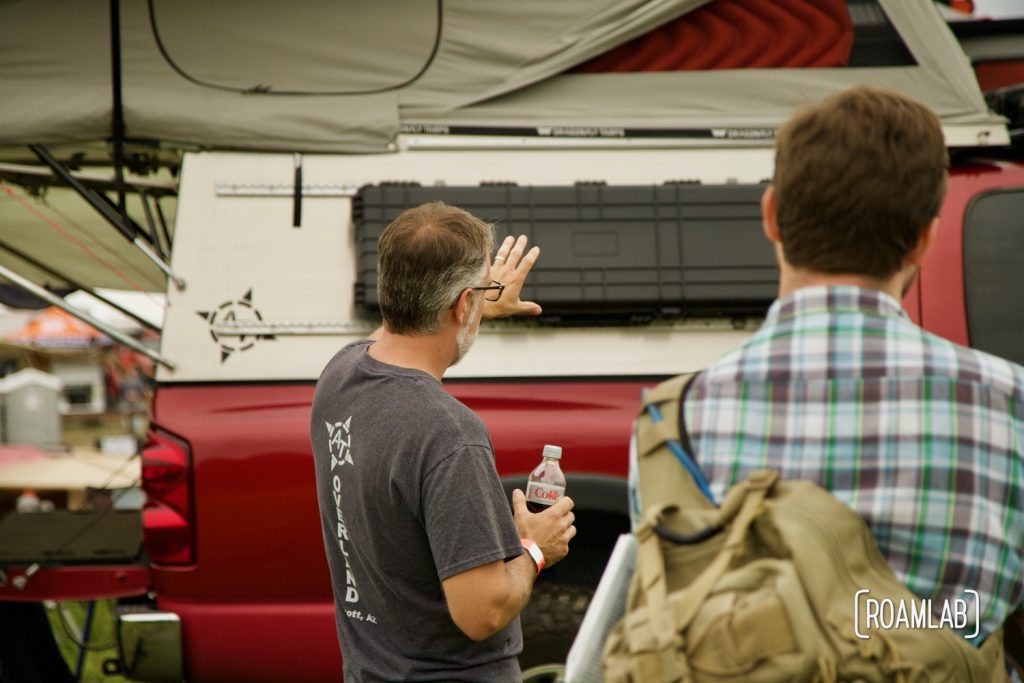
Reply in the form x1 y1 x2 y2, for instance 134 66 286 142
4 162 1022 683
1 1 1022 682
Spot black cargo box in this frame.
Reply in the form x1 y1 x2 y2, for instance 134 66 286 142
353 183 777 323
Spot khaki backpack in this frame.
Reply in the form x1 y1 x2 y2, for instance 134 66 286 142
602 373 1017 683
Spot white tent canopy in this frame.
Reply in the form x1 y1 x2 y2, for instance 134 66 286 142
0 0 1010 300
0 0 1006 154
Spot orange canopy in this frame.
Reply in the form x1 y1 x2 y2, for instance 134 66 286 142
5 307 110 348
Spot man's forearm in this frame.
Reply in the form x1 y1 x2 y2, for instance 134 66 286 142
473 553 538 640
442 553 539 641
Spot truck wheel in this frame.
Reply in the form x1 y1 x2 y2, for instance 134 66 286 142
0 601 74 683
518 582 593 683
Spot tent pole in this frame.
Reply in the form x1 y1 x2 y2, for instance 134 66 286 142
138 190 166 261
95 187 150 244
0 264 175 371
153 196 173 252
0 239 162 333
28 144 187 291
110 0 127 216
29 145 134 242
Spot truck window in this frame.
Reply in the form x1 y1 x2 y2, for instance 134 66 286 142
963 189 1024 365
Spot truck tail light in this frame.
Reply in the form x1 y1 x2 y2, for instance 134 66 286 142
141 430 194 564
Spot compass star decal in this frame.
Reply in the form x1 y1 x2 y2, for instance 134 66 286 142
197 289 275 363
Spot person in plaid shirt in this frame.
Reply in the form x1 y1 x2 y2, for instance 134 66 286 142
683 86 1023 645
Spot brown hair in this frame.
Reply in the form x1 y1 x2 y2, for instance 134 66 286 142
773 85 948 279
377 202 494 334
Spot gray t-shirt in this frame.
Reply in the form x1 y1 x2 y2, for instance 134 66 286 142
310 340 523 682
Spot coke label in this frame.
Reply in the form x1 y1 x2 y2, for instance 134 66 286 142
526 481 564 512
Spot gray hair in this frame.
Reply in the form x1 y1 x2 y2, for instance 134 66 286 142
377 202 495 334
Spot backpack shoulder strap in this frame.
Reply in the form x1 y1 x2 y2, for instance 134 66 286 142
635 372 715 513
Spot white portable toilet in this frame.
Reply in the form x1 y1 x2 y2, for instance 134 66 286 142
0 368 63 448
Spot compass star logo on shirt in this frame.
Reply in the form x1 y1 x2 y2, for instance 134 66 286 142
326 417 353 467
196 289 275 363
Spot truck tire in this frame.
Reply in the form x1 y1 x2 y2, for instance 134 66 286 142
0 602 74 683
518 582 593 683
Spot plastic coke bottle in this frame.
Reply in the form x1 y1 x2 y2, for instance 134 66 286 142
525 444 566 513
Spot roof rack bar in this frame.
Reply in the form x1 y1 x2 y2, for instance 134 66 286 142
0 238 162 333
0 162 176 195
0 263 174 370
28 143 187 291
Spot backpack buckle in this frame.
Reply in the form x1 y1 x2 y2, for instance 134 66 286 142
746 468 779 491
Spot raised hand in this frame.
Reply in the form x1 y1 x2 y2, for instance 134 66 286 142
484 235 543 319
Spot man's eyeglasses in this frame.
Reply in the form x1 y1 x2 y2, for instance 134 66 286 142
469 281 505 302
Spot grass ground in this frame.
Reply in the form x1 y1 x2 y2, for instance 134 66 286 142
40 412 146 681
45 600 129 682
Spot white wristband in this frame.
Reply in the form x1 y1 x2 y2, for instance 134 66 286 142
521 538 544 573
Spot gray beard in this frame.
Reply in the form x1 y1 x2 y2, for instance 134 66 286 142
452 298 480 366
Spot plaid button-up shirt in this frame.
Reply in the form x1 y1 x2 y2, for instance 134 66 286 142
684 285 1024 642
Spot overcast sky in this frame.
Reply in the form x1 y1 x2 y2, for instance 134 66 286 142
974 0 1024 18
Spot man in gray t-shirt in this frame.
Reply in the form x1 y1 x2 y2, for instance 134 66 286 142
310 202 576 682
